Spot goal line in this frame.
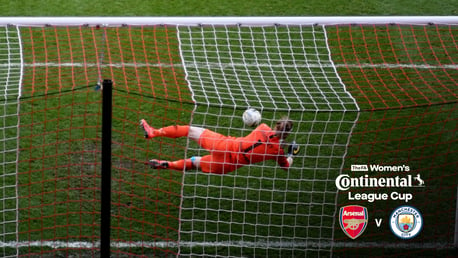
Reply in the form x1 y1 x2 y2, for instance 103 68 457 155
0 240 454 250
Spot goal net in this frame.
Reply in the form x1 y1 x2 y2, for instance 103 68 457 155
0 25 21 258
178 24 359 257
0 17 456 257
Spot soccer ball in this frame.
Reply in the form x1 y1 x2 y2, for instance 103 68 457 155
242 108 262 127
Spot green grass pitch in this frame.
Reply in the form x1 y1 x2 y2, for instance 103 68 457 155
0 1 457 257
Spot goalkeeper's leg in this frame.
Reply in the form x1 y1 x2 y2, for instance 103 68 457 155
149 154 238 174
149 156 201 171
140 119 204 141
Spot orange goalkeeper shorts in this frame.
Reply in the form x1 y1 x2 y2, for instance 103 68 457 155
197 129 241 174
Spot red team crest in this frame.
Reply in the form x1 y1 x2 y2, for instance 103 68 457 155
339 205 368 239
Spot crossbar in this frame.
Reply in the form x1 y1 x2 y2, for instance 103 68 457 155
0 16 457 26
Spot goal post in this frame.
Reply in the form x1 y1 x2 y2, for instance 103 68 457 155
0 16 456 257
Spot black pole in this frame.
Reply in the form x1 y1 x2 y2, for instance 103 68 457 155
100 79 112 257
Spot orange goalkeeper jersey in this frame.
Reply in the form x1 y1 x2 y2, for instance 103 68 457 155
198 123 290 173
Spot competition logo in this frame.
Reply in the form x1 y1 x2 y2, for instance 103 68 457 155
339 205 368 239
390 206 423 239
336 164 425 203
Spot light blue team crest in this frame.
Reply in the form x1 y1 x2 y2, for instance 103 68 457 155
397 214 415 233
390 206 423 239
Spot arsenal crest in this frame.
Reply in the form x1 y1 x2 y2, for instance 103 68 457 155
339 205 368 239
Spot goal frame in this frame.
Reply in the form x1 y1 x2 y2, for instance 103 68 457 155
1 16 457 257
1 16 458 27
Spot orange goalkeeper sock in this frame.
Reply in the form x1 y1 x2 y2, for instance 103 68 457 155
157 125 189 138
169 159 193 171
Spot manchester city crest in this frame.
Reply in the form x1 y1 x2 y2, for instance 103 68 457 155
390 206 423 239
398 214 415 232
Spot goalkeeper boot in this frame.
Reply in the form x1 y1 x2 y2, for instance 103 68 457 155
140 119 158 139
149 159 169 169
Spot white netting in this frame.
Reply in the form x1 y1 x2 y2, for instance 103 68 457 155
179 25 358 112
178 24 359 257
0 25 21 258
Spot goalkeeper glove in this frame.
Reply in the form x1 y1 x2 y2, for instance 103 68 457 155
287 141 300 157
287 156 293 167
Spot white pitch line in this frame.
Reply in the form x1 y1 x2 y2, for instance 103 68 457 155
0 62 457 70
0 240 454 250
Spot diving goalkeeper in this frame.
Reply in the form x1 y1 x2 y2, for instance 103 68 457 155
140 117 299 174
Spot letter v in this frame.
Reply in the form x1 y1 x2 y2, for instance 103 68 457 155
375 218 382 227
